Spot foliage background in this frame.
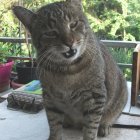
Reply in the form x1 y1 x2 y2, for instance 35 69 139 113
0 0 140 80
1 0 140 40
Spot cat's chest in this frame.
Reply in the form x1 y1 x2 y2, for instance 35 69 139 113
45 71 82 88
42 72 86 104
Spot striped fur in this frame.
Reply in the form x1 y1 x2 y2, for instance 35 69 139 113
13 0 128 140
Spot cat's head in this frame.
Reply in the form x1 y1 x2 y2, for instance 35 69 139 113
13 0 90 65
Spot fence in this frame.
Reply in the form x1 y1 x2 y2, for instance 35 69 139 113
0 37 140 69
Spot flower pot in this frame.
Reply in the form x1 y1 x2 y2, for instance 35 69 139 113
11 78 24 89
0 61 14 92
16 61 38 84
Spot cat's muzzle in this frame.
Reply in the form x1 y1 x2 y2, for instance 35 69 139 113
62 48 77 58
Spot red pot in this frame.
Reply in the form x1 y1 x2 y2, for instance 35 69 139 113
0 61 14 92
11 78 24 89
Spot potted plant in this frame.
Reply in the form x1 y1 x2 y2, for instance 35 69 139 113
16 59 37 84
0 47 14 92
14 31 38 85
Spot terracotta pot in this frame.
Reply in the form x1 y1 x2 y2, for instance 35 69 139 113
0 61 14 92
11 78 24 89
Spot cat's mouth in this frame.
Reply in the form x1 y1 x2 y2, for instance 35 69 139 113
62 48 77 58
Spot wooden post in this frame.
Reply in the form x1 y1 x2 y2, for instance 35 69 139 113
131 44 140 106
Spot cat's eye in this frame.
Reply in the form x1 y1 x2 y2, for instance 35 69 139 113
43 31 58 39
70 21 78 29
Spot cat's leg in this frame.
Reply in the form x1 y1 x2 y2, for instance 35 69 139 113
98 100 126 137
98 122 111 137
46 109 63 140
82 91 106 140
43 96 64 140
97 106 116 137
98 82 128 137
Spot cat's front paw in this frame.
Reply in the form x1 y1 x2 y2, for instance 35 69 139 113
98 124 111 137
48 137 62 140
48 134 62 140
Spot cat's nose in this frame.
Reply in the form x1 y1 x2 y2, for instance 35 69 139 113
64 37 74 48
65 42 73 48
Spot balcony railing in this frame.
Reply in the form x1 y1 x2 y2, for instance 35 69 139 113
0 37 140 69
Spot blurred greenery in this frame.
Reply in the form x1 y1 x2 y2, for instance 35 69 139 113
109 47 133 81
1 0 140 80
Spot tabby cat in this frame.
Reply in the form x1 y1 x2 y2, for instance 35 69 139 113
13 0 128 140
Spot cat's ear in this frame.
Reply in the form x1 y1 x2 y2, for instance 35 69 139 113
66 0 82 7
13 6 36 32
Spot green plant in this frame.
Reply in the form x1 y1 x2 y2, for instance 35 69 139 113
0 47 7 64
0 42 23 64
108 47 133 81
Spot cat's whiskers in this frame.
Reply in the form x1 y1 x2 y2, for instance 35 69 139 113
37 50 50 78
37 51 47 68
38 49 53 65
44 53 54 73
45 56 52 72
37 52 54 79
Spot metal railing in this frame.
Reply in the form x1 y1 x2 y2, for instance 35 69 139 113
0 37 139 68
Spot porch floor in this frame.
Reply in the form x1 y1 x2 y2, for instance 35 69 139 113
0 82 140 140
